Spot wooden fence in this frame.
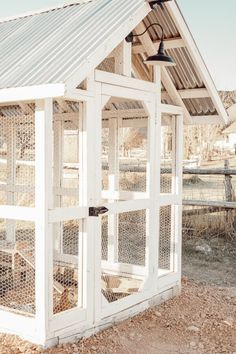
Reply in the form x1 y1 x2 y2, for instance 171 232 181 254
182 160 236 211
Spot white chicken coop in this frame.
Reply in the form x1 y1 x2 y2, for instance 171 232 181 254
0 0 228 347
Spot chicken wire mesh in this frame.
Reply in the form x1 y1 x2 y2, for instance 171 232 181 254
159 205 174 271
101 210 146 303
0 115 35 208
53 220 80 315
0 220 35 316
53 99 81 209
119 125 148 193
102 112 148 195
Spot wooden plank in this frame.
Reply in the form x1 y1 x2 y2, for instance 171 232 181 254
101 83 154 102
95 70 157 93
183 168 236 175
115 40 132 76
132 37 185 54
0 206 36 221
183 200 236 209
178 88 210 99
0 84 64 103
161 104 183 115
191 115 221 125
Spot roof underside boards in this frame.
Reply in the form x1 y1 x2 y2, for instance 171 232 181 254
0 0 228 126
132 3 227 121
0 0 145 89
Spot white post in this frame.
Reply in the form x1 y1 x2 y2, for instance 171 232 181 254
35 99 53 343
153 67 162 283
6 121 16 242
150 66 161 291
107 118 120 263
79 74 103 324
170 116 176 272
174 113 183 279
115 40 132 76
53 118 63 252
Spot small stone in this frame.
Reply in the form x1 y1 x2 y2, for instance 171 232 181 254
195 244 212 255
91 346 97 351
199 343 204 349
222 317 233 326
190 341 196 347
129 332 136 339
187 325 200 332
155 311 162 317
228 288 236 298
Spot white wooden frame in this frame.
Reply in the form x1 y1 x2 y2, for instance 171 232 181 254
0 62 183 348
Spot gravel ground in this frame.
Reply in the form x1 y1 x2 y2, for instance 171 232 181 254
0 280 235 354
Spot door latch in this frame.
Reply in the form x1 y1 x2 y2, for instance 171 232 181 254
89 206 109 217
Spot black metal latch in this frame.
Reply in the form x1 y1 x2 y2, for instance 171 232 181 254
89 206 109 217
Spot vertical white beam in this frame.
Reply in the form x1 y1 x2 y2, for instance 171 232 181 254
53 118 63 252
93 82 103 322
6 121 16 242
171 115 176 194
144 99 156 291
35 98 53 343
174 113 183 279
170 116 176 272
115 40 132 76
79 74 103 325
153 66 162 287
107 118 120 263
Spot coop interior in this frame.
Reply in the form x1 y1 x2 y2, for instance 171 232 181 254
0 97 177 316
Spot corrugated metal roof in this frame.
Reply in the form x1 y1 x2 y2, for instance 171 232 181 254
0 0 228 125
0 0 144 89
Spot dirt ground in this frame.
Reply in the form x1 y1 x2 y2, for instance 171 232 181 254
0 235 235 354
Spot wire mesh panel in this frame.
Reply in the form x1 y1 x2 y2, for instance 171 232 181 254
102 99 149 197
118 210 146 266
101 210 146 304
119 124 148 193
53 107 80 209
159 205 175 273
0 219 35 316
0 115 35 208
53 220 80 315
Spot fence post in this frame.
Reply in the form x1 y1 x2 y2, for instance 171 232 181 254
224 160 233 202
224 159 235 225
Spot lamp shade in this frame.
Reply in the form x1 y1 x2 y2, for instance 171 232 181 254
144 40 175 67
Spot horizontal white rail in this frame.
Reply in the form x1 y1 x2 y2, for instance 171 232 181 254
49 207 88 223
104 199 150 214
0 206 36 221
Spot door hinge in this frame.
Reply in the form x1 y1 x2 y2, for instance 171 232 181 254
89 206 109 217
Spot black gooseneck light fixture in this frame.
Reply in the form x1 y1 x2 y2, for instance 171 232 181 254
125 22 175 67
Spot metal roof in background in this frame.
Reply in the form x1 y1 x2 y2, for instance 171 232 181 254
0 0 144 89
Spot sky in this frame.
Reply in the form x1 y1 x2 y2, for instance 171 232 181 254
0 0 235 91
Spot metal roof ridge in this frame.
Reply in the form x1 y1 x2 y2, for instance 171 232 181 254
0 0 93 24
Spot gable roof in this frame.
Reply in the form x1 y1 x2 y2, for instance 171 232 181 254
0 0 145 88
0 0 228 125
